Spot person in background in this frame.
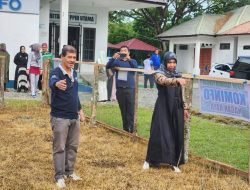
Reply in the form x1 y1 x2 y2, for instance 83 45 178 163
0 43 10 91
38 43 54 90
143 54 154 89
106 67 116 101
26 43 42 98
13 46 28 90
106 46 138 133
41 43 55 69
143 52 189 173
151 49 161 70
49 45 84 189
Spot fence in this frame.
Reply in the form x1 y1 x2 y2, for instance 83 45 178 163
0 56 5 108
42 58 250 184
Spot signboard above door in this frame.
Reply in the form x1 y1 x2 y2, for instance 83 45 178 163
50 11 97 24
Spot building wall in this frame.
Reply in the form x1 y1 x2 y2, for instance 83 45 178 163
0 13 39 81
213 36 235 64
49 5 109 73
237 35 250 57
176 45 194 74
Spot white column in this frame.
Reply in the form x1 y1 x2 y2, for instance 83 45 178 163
193 42 201 75
169 40 174 52
39 0 50 44
59 0 69 53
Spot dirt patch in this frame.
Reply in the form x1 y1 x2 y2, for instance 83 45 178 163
0 102 249 190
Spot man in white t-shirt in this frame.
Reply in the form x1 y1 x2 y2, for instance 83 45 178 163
143 54 154 88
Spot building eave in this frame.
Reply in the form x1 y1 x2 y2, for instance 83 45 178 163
158 34 216 39
127 0 166 5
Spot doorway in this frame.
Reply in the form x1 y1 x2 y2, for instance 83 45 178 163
68 26 81 60
199 48 212 75
49 24 81 60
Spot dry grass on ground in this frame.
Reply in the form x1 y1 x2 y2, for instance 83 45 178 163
0 101 249 190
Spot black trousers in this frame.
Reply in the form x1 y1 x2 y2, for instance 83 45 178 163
116 88 135 133
144 74 154 88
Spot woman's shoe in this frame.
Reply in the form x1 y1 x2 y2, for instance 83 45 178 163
172 166 181 173
142 161 150 170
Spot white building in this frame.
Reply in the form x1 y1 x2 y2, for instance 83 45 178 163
158 5 250 75
0 0 165 87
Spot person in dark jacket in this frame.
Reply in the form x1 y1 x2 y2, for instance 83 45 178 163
106 46 138 133
143 52 189 172
0 43 10 91
49 45 85 189
13 46 28 90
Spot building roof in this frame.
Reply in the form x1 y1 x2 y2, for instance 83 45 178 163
217 5 250 34
158 14 222 38
222 21 250 35
107 43 120 49
158 5 250 38
114 38 158 51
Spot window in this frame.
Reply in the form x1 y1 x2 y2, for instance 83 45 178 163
179 45 188 50
220 43 230 50
83 28 96 61
215 64 231 72
243 45 250 50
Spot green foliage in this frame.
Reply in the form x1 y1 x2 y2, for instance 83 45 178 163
108 21 137 44
85 104 249 171
207 0 250 14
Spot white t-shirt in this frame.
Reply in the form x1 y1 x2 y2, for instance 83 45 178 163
143 59 153 74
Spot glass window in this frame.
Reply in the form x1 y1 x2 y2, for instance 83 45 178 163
220 43 230 50
243 45 250 50
215 64 223 70
83 28 96 61
179 45 188 50
234 57 250 71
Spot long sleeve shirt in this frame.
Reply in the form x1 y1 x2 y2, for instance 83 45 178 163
106 58 138 89
49 66 82 119
151 53 161 69
27 52 42 69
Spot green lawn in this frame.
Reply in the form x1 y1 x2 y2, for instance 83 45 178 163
85 104 249 171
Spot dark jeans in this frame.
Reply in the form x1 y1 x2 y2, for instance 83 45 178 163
116 88 135 133
144 74 154 88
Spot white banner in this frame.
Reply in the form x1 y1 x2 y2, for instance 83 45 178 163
0 0 39 14
199 80 250 122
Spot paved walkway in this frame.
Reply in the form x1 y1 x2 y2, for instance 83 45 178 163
4 87 158 109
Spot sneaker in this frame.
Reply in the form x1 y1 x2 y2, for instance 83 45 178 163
56 178 66 189
32 95 36 98
142 161 150 170
65 173 82 181
172 166 181 173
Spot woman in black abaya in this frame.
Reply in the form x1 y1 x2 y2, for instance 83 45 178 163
14 46 28 90
143 52 189 172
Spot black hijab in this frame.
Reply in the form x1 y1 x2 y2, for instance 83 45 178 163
155 51 182 78
19 46 27 56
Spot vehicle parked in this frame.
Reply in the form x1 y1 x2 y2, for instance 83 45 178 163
209 63 233 78
230 56 250 80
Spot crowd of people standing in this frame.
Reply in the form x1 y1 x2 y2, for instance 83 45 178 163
0 42 54 97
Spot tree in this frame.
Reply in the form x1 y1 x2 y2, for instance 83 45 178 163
108 22 137 44
109 0 250 50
